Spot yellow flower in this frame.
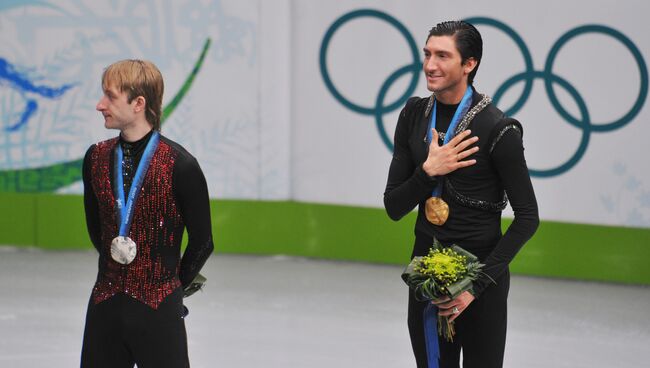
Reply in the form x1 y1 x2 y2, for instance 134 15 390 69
415 248 467 284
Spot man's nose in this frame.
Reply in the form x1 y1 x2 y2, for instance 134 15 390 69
424 57 436 72
96 97 106 111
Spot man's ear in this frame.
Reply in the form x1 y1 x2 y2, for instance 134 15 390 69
463 57 477 75
133 96 146 113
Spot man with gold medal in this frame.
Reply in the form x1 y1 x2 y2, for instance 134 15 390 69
384 21 539 367
80 60 214 368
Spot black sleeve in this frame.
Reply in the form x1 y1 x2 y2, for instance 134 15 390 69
173 153 214 287
83 145 102 252
383 98 438 221
473 123 539 296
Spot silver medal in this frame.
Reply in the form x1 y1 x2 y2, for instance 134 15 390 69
110 236 137 264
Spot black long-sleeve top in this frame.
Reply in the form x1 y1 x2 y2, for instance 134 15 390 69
384 91 539 296
83 130 214 288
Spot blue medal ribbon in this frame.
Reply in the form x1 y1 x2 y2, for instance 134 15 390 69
422 87 473 368
426 87 473 197
114 131 160 237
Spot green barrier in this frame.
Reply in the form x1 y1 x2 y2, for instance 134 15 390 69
0 192 36 245
1 193 648 284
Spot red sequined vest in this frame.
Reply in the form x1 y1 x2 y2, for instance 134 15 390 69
89 137 184 309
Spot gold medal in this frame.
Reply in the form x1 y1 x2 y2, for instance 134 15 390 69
425 197 449 225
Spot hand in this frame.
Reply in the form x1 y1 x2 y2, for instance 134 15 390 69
422 129 479 177
432 291 475 322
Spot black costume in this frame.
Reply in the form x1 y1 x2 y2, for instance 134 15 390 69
81 131 214 368
384 89 539 367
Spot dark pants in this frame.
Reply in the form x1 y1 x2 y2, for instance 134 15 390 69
408 270 510 368
80 288 189 368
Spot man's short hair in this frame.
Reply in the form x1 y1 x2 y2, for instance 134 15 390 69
427 21 483 85
101 59 164 130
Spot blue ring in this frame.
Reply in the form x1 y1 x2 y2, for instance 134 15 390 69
319 9 421 151
321 11 648 177
463 17 535 116
375 64 421 149
545 25 648 132
494 70 591 177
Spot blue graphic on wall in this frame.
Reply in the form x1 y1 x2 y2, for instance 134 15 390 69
0 58 75 132
0 0 65 13
0 0 256 194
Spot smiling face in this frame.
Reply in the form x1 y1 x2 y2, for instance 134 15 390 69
422 34 477 104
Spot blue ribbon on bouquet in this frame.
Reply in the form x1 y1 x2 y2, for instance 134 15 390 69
423 302 440 367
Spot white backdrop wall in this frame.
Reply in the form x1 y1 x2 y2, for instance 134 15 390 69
0 0 291 199
291 0 650 228
1 0 649 229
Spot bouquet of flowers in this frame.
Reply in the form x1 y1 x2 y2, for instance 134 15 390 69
401 239 488 341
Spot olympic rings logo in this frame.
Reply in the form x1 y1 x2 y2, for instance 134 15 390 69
319 9 648 177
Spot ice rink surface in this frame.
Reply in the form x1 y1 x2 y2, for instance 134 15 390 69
1 246 648 367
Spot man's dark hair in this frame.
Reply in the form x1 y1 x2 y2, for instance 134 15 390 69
427 21 483 85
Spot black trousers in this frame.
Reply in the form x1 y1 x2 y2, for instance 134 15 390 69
408 270 510 368
80 288 189 368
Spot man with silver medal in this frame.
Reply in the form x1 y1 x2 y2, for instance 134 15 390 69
110 122 160 265
80 59 214 368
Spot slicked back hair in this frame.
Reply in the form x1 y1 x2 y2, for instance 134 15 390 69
427 21 483 85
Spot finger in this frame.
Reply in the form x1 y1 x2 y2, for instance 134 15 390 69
435 301 456 309
447 129 472 147
457 146 479 160
453 136 479 153
453 159 477 169
431 296 450 304
430 129 440 148
438 305 460 317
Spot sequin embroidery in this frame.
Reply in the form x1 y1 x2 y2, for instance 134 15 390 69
90 138 183 309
